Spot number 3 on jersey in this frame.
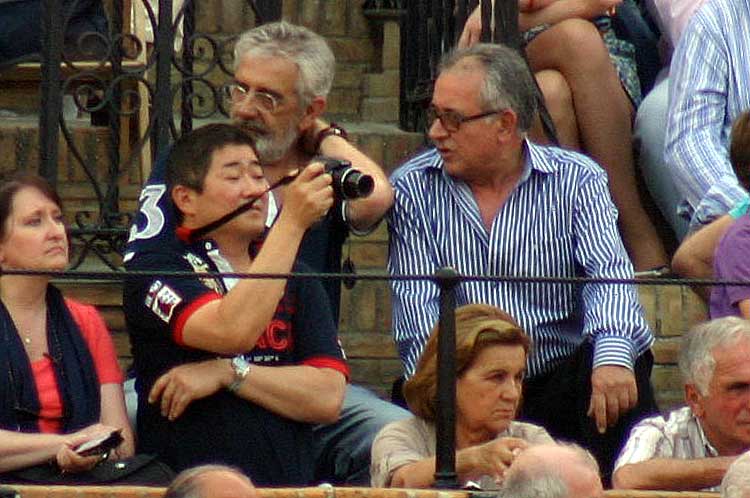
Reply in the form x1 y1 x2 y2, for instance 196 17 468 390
128 184 167 243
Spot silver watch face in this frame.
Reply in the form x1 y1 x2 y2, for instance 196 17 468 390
232 355 251 376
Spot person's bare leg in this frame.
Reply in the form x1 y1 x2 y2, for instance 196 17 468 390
531 69 580 148
525 19 668 271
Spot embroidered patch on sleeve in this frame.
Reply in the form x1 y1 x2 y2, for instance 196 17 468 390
144 280 183 323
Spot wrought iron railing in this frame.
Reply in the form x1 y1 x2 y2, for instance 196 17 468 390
28 0 281 269
19 0 559 270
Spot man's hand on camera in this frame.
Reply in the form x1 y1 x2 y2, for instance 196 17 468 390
280 162 334 231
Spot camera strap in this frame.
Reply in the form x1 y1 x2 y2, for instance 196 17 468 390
185 171 299 244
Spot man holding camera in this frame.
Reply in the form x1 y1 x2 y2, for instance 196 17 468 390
123 21 406 485
231 22 408 484
123 123 348 484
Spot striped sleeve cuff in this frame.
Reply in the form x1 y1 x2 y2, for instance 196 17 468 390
592 335 637 370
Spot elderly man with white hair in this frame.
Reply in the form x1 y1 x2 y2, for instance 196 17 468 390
722 451 750 498
613 317 750 491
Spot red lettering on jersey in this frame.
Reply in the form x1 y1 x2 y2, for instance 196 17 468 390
265 319 290 350
255 319 291 351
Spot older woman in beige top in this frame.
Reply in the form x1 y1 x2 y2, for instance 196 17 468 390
371 304 553 488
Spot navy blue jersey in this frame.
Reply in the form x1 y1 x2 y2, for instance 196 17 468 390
123 233 347 485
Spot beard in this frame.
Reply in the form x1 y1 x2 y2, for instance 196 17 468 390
235 117 299 164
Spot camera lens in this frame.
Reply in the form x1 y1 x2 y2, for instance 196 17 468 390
339 169 374 199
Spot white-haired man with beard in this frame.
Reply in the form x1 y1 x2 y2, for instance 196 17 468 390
124 21 408 486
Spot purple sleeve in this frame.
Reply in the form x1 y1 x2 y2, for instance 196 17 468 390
712 215 750 316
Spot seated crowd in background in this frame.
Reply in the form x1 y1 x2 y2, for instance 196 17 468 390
0 0 109 66
2 0 750 491
661 0 750 290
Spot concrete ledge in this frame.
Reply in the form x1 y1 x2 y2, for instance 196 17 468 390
3 486 719 498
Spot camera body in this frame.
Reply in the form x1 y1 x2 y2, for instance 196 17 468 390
317 156 374 201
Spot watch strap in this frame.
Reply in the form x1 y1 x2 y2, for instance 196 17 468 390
314 122 348 152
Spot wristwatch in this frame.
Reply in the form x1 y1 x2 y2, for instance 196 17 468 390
314 122 348 152
227 355 251 393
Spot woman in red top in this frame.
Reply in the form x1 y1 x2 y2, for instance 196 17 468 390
0 173 134 476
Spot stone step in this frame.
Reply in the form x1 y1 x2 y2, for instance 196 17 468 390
363 70 400 99
360 97 400 124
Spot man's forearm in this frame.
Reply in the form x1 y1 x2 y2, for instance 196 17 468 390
234 364 346 424
613 457 735 490
672 214 734 282
182 215 307 353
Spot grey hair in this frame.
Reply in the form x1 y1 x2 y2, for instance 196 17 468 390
234 21 335 106
679 317 750 395
439 43 538 132
164 464 252 498
499 443 599 498
722 451 750 498
500 472 569 498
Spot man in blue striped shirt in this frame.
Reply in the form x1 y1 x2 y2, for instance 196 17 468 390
664 0 750 230
388 43 658 479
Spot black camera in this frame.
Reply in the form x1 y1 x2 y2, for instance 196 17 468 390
317 156 374 200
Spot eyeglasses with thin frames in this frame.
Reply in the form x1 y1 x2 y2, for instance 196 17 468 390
426 105 504 133
223 83 282 113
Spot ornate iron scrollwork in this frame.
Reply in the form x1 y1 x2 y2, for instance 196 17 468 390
31 0 279 270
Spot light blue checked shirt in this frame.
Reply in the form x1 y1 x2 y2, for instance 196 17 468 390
387 141 653 379
665 0 750 229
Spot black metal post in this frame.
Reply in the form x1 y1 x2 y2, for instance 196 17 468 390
106 0 125 217
153 0 174 156
39 0 64 186
491 0 558 144
434 266 460 489
180 0 195 135
492 0 519 48
254 0 282 22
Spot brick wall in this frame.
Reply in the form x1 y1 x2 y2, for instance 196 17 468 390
0 123 143 217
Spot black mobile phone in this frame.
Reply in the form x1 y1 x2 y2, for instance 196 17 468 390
75 429 123 457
